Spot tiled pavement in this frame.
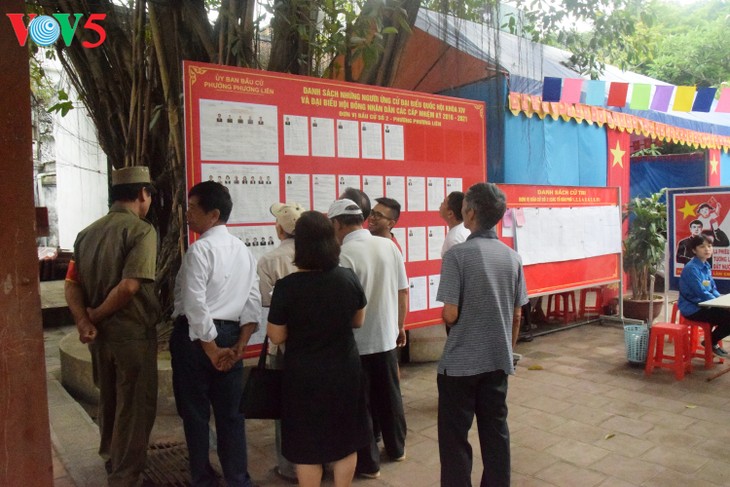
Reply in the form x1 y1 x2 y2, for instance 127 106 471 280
47 320 730 486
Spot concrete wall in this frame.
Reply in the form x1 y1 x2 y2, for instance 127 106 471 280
52 70 109 249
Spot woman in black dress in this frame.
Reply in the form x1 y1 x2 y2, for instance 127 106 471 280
267 211 370 487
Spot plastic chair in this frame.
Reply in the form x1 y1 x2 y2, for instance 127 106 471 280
546 292 577 324
679 314 724 370
645 322 693 380
579 287 603 318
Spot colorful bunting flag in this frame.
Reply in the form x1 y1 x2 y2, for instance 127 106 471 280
584 80 605 106
561 78 583 104
673 86 696 112
540 77 730 114
692 87 717 113
650 85 673 112
542 77 562 102
629 84 651 110
716 88 730 113
607 82 629 108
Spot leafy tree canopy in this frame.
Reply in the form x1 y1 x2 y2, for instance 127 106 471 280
639 0 730 87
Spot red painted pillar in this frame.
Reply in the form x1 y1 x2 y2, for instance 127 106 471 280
0 1 54 485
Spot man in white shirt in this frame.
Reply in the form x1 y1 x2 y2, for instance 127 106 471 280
170 181 261 487
329 198 409 479
440 191 471 257
256 201 304 483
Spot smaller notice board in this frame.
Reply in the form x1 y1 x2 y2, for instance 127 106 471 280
183 61 486 348
498 184 622 296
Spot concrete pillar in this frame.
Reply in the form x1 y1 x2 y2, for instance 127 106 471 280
0 1 54 484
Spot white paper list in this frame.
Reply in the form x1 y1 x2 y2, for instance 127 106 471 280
407 226 427 262
362 175 384 204
285 173 310 209
384 124 404 160
311 117 335 157
283 114 309 156
385 176 406 208
407 177 426 212
427 177 445 211
337 120 359 158
312 174 336 212
361 122 383 159
428 274 444 309
408 276 428 312
338 175 360 194
428 226 446 261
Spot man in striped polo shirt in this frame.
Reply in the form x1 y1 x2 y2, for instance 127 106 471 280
436 182 528 487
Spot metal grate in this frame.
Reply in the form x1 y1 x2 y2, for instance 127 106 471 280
142 441 194 486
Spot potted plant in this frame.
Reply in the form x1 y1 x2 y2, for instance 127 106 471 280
622 189 667 323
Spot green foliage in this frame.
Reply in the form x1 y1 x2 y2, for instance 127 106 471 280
48 90 74 116
515 0 656 78
422 0 491 22
631 143 662 157
623 189 667 300
639 0 730 87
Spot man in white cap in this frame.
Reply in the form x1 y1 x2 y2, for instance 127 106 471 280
257 201 305 483
65 166 160 487
328 198 409 479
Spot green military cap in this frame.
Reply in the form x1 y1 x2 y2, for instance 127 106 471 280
112 166 151 186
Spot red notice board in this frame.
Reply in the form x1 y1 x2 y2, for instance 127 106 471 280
183 61 486 340
497 184 622 297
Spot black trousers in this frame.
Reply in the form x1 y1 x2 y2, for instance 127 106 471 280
687 307 730 343
170 317 252 487
437 370 510 487
356 349 407 474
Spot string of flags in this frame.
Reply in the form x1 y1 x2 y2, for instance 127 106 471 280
542 77 730 113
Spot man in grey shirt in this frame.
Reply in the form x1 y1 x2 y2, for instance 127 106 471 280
436 182 528 487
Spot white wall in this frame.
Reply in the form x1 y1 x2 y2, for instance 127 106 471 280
55 103 108 250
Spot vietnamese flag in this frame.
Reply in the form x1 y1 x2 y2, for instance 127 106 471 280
607 128 630 233
709 148 721 186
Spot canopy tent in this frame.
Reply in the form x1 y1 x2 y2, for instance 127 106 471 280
369 8 730 193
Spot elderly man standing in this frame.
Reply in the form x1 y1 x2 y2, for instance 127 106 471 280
171 181 261 487
328 198 409 479
257 201 304 483
439 191 471 257
65 166 160 487
437 183 528 487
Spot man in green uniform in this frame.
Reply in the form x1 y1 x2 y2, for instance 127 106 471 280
65 166 160 487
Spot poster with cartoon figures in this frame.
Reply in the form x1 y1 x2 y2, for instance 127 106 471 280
668 187 730 294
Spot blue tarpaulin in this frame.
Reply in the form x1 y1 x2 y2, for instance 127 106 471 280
630 154 706 200
503 115 607 186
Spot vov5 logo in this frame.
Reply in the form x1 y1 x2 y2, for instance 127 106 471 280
6 13 106 48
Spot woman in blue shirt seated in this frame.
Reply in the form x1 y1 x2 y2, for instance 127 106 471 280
679 234 730 357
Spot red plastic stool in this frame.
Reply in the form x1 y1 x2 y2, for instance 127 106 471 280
645 322 692 380
579 287 603 318
680 316 724 369
546 292 577 324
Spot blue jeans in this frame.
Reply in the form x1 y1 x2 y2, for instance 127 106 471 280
170 317 252 487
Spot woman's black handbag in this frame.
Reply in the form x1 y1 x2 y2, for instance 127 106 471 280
240 336 282 419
